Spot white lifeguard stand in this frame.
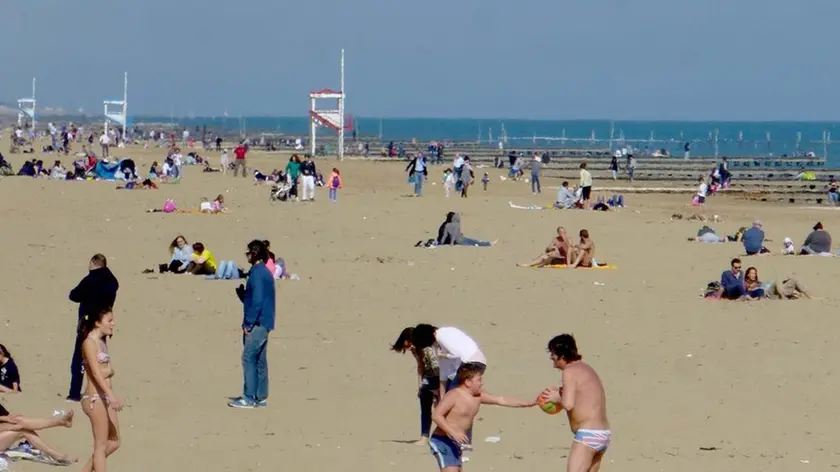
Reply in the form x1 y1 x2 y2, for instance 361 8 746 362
104 72 128 140
309 49 348 160
17 78 36 129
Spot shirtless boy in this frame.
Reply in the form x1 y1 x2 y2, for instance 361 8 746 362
518 226 575 268
429 363 534 471
540 334 610 472
567 229 595 268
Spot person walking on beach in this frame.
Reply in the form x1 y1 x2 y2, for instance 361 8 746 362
233 142 248 178
300 155 318 201
67 254 119 402
406 153 427 197
540 334 611 472
531 153 543 194
80 307 124 472
328 167 343 202
610 152 619 180
229 240 276 409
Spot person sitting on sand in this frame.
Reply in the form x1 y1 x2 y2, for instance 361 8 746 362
519 226 574 267
0 407 77 465
186 242 217 275
743 220 769 255
0 344 21 392
212 195 226 213
148 161 160 179
800 222 832 255
555 181 577 209
720 258 746 299
567 229 595 268
782 237 795 255
743 267 765 300
436 212 496 247
158 235 192 274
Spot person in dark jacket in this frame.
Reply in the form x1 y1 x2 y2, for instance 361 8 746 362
66 253 119 401
436 213 495 247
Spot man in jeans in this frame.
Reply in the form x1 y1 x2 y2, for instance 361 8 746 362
229 240 276 409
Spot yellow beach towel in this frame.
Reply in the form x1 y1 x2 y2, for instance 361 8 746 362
541 263 617 270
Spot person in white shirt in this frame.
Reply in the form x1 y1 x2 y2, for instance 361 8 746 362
555 181 578 209
99 133 111 158
410 324 486 392
696 176 708 205
579 162 593 204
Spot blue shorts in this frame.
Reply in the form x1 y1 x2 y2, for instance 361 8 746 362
430 435 462 469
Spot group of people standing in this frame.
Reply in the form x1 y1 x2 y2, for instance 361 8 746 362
0 236 279 468
391 325 611 472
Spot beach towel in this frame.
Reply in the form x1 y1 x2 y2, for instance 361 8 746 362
509 201 555 210
539 263 616 269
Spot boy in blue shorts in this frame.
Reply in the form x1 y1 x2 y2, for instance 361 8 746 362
429 363 534 471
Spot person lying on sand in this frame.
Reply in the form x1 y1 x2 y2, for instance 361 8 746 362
566 229 595 268
672 213 723 223
0 408 77 465
117 179 158 190
518 226 574 267
765 277 811 299
688 226 745 243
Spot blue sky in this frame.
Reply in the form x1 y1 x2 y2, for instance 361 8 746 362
2 0 838 120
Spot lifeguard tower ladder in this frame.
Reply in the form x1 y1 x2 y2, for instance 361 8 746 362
17 78 36 129
104 72 128 140
309 49 351 160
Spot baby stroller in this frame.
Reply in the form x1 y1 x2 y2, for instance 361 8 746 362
269 181 293 202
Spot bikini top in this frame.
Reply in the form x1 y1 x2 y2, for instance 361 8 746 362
86 336 110 364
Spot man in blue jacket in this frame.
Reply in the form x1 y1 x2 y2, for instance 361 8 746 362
742 220 766 255
229 240 276 409
720 258 745 299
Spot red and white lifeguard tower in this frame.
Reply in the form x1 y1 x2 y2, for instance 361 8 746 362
309 49 350 160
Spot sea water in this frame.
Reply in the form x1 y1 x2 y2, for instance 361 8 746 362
132 116 840 165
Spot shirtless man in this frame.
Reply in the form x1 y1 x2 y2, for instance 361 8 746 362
519 226 575 268
429 363 534 471
540 334 610 472
568 229 595 268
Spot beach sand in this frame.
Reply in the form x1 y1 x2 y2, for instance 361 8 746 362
1 140 839 471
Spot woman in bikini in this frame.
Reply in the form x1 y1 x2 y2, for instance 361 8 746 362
80 307 124 472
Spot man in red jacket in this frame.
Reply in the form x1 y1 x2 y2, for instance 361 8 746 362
233 143 247 177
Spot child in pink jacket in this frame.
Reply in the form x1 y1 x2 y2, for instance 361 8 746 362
328 168 343 202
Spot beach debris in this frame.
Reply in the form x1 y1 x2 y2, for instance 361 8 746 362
800 460 810 464
593 282 605 286
485 436 501 443
698 446 718 451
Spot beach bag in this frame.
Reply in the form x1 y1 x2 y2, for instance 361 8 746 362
162 199 176 213
332 176 340 188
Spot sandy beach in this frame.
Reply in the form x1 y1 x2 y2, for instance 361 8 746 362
1 139 839 472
